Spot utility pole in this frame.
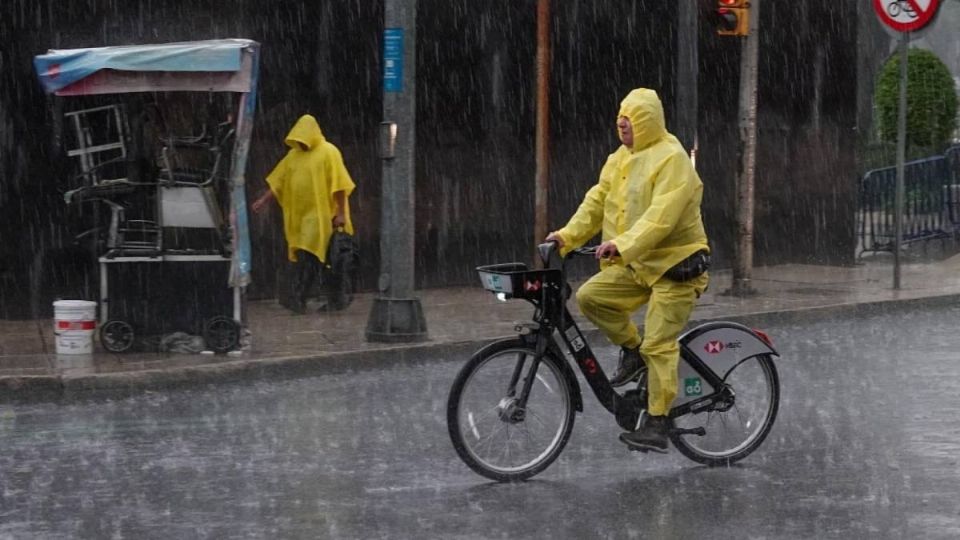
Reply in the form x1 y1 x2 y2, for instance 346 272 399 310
729 0 760 297
676 0 699 152
366 0 427 342
534 0 551 257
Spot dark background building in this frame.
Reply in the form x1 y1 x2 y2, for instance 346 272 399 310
0 0 870 319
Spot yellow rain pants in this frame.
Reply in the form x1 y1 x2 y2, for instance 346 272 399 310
576 266 708 416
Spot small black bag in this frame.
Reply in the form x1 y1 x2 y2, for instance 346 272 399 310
324 229 359 309
664 250 710 282
327 229 359 275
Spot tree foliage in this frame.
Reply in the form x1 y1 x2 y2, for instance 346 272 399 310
875 48 958 149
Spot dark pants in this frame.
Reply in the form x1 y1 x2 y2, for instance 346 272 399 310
291 250 322 312
282 250 352 313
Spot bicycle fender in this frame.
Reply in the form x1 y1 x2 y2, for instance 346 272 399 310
680 321 778 358
674 321 778 407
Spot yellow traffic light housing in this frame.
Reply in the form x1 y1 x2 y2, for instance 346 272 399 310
716 0 750 36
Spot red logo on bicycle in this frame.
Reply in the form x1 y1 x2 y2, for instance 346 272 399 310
705 341 725 354
524 280 541 292
581 357 598 374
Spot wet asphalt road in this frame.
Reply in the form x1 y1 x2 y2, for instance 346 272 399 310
2 305 960 539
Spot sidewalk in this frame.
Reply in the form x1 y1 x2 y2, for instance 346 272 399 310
2 255 959 400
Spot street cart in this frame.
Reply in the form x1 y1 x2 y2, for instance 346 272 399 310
33 39 260 353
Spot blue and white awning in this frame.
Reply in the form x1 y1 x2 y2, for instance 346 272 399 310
34 39 258 95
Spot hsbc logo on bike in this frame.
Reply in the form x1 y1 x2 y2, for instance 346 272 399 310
704 341 724 354
704 340 742 354
524 280 541 292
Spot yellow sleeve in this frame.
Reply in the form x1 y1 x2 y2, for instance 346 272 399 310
266 153 289 200
554 153 616 254
614 153 696 264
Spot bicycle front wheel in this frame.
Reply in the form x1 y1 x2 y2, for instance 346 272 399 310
447 339 576 482
671 354 780 466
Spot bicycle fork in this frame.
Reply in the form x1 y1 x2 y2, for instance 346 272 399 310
500 326 552 422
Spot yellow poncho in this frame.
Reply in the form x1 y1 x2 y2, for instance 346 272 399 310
267 115 355 263
554 88 709 284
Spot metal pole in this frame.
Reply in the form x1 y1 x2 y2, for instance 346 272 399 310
534 0 551 256
676 0 699 151
366 0 427 342
893 32 909 290
731 0 760 297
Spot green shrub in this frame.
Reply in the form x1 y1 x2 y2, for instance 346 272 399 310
875 48 958 151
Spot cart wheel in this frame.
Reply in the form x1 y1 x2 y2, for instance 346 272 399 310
100 320 135 353
203 316 241 354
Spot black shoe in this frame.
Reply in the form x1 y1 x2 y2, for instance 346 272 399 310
619 414 670 454
609 346 644 388
316 299 350 313
281 299 308 315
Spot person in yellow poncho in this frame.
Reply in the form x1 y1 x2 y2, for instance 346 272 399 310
252 114 356 314
546 88 710 454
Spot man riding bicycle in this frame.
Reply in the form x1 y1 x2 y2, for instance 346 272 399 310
546 88 710 453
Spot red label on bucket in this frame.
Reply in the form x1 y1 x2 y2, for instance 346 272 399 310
57 320 95 330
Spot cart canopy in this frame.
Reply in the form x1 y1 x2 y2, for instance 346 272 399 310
34 39 258 96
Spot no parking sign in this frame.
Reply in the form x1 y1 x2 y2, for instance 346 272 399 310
873 0 941 32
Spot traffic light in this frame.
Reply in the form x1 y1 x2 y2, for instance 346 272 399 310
715 0 750 36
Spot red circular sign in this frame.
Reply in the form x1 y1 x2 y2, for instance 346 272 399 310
873 0 940 32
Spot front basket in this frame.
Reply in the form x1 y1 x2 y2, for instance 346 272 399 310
476 263 559 299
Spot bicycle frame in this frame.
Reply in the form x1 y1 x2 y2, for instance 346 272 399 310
551 306 641 426
485 244 778 432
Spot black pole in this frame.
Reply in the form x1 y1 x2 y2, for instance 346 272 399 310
676 0 699 152
366 0 428 342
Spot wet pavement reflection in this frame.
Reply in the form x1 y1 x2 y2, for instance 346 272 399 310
2 306 960 538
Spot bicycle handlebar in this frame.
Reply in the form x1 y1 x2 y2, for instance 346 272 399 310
571 246 600 257
537 241 619 269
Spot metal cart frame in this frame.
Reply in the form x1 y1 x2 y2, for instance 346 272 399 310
34 39 261 352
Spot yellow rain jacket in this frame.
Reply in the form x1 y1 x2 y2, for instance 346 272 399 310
267 115 355 263
554 89 708 284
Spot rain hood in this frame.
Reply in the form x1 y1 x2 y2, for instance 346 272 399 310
618 88 667 152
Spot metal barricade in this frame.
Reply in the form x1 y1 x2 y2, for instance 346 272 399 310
946 145 960 228
857 153 957 257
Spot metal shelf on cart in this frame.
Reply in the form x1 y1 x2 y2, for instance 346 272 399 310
97 252 238 328
98 254 231 263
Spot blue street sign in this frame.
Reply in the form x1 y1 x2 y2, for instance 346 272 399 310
383 28 404 92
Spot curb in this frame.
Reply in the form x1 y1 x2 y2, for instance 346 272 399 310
2 292 958 404
703 292 960 327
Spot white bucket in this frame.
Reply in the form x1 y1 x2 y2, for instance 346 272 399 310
53 300 97 355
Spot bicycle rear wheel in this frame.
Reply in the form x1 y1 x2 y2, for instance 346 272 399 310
671 354 779 466
447 338 575 482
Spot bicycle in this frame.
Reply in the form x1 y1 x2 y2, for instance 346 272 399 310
447 243 781 482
